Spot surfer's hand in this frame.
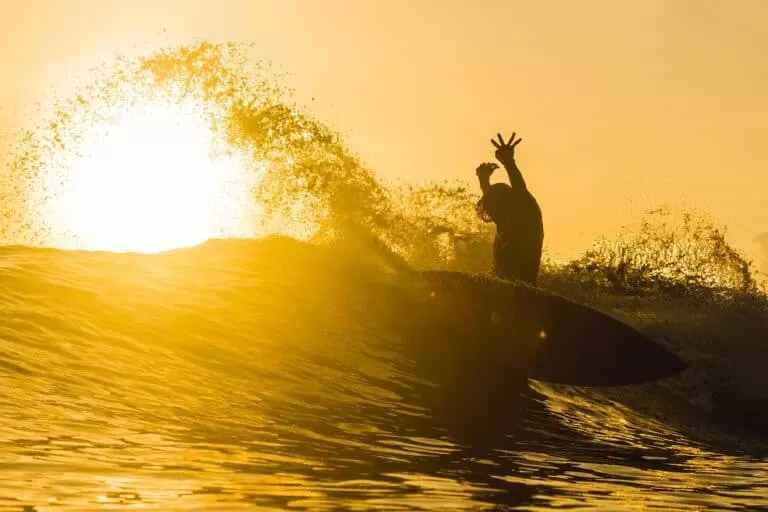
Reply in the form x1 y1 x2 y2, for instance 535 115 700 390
492 132 522 167
476 162 498 180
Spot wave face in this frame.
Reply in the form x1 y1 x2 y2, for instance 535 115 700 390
1 238 767 511
1 43 767 510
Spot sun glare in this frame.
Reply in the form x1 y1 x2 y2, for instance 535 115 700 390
42 96 258 253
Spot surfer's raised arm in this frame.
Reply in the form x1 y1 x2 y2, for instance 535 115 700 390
475 162 498 194
492 133 527 191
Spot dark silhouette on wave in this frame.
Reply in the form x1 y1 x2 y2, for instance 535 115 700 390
475 133 543 285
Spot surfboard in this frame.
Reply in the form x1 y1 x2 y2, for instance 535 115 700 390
410 270 687 387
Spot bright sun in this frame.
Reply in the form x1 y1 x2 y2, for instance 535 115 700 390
42 96 258 253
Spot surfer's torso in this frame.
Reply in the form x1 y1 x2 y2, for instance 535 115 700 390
492 189 543 284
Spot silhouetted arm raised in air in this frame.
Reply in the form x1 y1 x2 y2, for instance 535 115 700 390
491 133 527 190
475 162 498 194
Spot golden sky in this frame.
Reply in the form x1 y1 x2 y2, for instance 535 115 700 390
1 0 766 264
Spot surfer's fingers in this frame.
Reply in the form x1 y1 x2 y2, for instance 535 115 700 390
507 133 516 145
496 133 506 145
491 138 500 149
512 138 522 148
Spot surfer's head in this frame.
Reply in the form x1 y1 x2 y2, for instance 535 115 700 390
476 183 514 224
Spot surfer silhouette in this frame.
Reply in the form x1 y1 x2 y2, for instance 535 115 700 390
475 133 543 284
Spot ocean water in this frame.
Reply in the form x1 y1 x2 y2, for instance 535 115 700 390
1 237 767 511
1 43 767 510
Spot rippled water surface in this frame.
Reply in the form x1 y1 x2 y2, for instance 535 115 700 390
1 238 766 511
